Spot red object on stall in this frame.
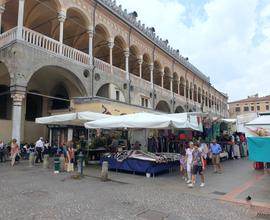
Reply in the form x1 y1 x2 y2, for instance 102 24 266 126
179 133 186 140
253 162 264 170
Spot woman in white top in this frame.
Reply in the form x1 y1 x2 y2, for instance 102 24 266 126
185 142 194 184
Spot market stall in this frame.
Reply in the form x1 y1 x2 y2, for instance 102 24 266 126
245 115 270 163
85 112 203 176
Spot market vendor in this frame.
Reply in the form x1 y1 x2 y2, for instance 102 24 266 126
110 136 118 153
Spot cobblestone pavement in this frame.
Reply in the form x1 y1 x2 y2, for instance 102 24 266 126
0 159 266 220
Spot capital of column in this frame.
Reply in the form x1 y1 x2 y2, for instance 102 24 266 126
0 4 5 14
137 57 143 65
160 69 165 77
149 63 154 71
123 49 129 58
87 26 95 38
107 38 114 49
58 10 66 23
11 93 25 106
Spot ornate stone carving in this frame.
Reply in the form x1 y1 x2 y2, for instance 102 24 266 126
11 93 25 105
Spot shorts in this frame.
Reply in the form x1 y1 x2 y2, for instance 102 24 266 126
192 165 203 175
212 154 220 165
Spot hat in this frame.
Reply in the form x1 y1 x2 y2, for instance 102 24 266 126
40 137 43 140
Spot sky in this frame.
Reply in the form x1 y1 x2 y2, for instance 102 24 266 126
116 0 270 101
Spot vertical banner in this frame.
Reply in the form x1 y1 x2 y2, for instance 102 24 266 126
247 137 270 162
68 128 73 142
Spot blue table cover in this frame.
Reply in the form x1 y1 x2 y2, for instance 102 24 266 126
101 157 179 175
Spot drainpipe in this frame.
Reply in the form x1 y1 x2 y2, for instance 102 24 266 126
128 27 132 104
91 1 98 98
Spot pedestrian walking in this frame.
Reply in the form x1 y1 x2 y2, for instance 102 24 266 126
185 141 194 184
10 139 19 166
188 143 205 188
0 140 4 162
179 152 187 182
35 137 44 163
210 139 222 173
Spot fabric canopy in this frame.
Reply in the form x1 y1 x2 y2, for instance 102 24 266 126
244 115 270 137
84 112 203 131
221 118 237 123
35 112 111 126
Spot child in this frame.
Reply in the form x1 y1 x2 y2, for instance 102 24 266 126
179 153 187 182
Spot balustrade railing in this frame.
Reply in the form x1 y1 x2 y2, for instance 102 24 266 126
94 58 111 74
22 27 90 65
0 27 17 47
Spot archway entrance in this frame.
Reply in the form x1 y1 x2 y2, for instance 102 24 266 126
96 83 125 102
175 106 185 113
156 100 170 113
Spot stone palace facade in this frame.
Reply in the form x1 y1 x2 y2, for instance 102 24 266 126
0 0 228 144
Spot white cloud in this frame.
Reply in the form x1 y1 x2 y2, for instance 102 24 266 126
117 0 270 101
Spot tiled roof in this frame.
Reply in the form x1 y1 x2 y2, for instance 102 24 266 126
229 95 270 104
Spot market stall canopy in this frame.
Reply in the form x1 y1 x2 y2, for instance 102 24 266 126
84 112 203 131
35 112 112 126
244 115 270 137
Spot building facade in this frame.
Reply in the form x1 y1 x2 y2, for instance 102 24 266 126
229 94 270 118
0 0 228 144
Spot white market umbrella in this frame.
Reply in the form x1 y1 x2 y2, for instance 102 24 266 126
85 112 172 129
85 112 203 131
35 111 112 126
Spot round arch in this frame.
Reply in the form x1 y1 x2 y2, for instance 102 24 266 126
180 76 185 96
64 7 89 52
186 80 189 99
153 60 162 87
94 24 111 63
142 53 151 81
96 83 126 102
24 0 60 40
163 67 171 90
129 45 140 76
175 105 185 113
156 100 171 113
112 35 128 70
0 61 12 119
172 72 179 94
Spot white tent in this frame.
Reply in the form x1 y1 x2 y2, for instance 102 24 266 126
84 112 203 131
246 115 270 126
35 112 112 126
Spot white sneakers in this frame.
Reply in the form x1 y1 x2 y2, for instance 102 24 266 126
186 180 192 184
188 183 194 188
187 182 205 188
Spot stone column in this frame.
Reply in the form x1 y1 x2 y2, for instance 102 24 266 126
17 0 25 40
138 56 143 78
170 77 173 93
58 10 66 44
11 92 25 145
0 4 5 34
124 49 129 81
108 39 114 73
88 26 94 62
149 63 154 90
177 80 180 95
161 70 165 88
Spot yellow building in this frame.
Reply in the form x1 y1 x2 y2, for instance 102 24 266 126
229 94 270 118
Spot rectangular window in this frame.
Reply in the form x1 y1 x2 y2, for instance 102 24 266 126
141 97 144 106
141 97 149 108
251 106 254 111
257 106 260 111
244 106 249 112
116 91 120 101
235 107 241 112
266 105 269 110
